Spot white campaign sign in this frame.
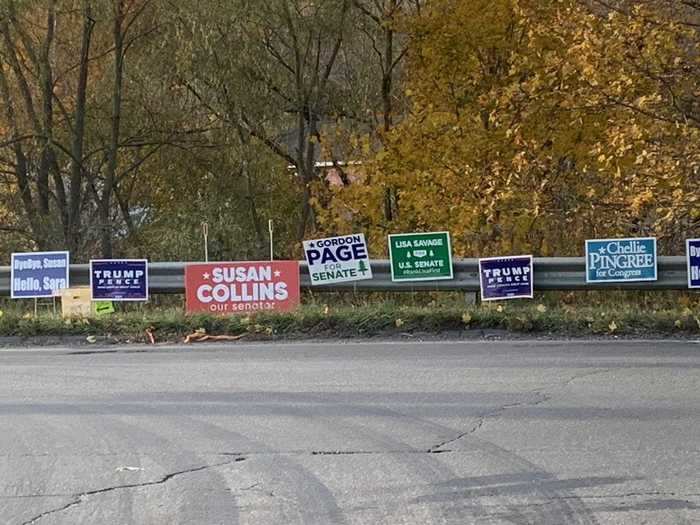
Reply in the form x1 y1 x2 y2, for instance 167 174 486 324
303 233 373 285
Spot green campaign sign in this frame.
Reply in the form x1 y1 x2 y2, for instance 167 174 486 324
388 232 453 282
94 301 115 316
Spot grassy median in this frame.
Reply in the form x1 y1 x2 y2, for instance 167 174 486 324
0 293 699 343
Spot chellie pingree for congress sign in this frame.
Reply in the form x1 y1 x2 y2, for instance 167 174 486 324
185 261 300 314
585 237 657 283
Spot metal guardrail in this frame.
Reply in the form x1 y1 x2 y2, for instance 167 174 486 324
0 257 692 295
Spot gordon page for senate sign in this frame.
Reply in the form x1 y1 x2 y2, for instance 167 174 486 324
303 234 372 285
185 261 300 315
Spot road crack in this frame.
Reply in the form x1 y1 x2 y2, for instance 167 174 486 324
428 368 613 451
19 457 245 525
428 391 551 452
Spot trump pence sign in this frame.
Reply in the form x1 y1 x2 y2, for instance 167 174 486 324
90 259 148 301
479 255 533 301
185 261 300 314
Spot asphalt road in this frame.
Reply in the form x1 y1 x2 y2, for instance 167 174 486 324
0 339 699 525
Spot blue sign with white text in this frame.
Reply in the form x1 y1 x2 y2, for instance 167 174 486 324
687 239 700 289
90 259 148 301
11 251 70 299
586 237 657 283
479 255 533 301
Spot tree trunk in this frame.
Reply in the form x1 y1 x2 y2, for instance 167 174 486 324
67 1 94 255
100 0 125 258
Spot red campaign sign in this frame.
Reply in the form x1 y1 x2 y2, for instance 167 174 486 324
185 261 300 315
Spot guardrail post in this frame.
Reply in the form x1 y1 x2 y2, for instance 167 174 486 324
464 292 477 305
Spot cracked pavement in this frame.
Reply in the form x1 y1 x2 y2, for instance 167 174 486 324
0 339 698 524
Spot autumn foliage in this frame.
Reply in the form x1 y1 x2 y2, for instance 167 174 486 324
0 1 698 260
319 0 700 257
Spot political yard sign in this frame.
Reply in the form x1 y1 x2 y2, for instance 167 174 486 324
586 237 657 283
90 259 148 301
11 251 69 299
388 232 453 282
303 234 372 285
479 255 534 301
688 239 700 289
185 261 300 314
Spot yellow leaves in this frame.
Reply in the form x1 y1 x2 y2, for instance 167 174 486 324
608 320 617 333
318 0 699 256
461 312 472 325
629 188 654 213
395 318 404 328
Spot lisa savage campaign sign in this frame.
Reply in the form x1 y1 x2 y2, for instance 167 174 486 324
586 237 657 283
388 232 453 282
303 234 372 285
90 259 148 301
479 255 533 301
185 261 300 314
11 251 69 299
688 239 700 289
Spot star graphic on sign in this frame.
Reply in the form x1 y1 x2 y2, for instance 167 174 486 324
273 270 281 277
598 247 606 254
202 272 210 280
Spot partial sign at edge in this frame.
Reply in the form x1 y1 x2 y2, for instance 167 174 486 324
687 239 700 289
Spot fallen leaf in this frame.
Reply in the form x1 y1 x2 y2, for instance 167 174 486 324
184 332 247 344
116 466 143 472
